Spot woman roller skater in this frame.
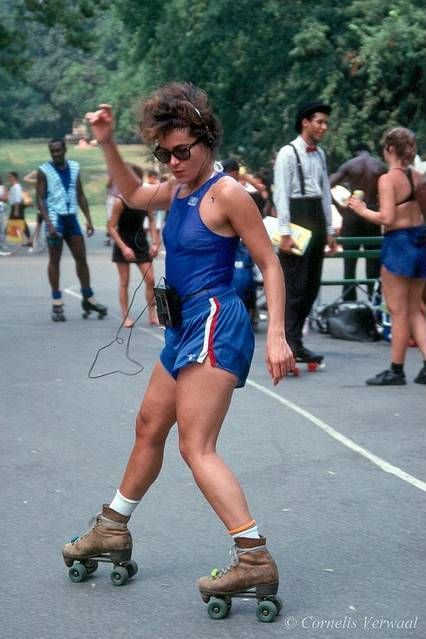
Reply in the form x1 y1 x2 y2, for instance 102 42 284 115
62 82 294 619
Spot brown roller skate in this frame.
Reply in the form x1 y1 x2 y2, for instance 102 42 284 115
62 504 138 586
198 536 283 622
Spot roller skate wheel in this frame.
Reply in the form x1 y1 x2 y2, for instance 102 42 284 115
82 312 89 319
124 559 138 578
256 600 278 623
307 362 318 372
85 559 98 574
272 596 283 614
110 565 129 586
68 562 88 583
207 597 229 620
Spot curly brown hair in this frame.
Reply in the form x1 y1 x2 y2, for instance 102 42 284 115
381 127 417 165
139 82 222 152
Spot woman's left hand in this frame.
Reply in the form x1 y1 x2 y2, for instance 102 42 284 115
265 334 295 385
150 243 160 258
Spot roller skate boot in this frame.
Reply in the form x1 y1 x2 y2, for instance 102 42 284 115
291 345 324 375
198 536 282 622
51 303 66 322
62 504 138 586
81 297 108 319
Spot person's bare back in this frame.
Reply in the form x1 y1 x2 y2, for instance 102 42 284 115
330 150 386 208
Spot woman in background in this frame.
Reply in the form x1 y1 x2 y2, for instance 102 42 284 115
108 164 160 327
349 127 426 385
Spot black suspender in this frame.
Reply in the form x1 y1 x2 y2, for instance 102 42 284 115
288 143 305 196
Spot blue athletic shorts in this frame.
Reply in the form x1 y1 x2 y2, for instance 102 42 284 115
46 214 83 239
381 226 426 278
160 286 255 388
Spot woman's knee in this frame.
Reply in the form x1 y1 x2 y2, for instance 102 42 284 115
178 437 213 468
119 277 130 289
140 266 154 288
386 299 407 318
134 406 170 448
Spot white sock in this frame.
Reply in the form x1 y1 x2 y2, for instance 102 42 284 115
109 489 140 517
229 519 260 540
233 523 259 539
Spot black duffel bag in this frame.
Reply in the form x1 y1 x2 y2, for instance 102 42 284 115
316 301 381 342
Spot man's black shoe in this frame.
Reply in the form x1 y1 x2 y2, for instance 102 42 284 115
414 366 426 385
366 369 406 386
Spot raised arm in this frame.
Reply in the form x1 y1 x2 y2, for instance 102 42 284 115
86 104 173 211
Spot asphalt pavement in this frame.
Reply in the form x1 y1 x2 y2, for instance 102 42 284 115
1 233 425 639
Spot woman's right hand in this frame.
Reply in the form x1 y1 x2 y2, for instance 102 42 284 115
85 104 114 144
279 234 297 254
122 246 136 261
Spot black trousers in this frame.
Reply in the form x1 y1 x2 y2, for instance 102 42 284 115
340 210 381 301
279 198 326 350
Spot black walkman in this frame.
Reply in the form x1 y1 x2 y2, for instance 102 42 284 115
153 282 182 328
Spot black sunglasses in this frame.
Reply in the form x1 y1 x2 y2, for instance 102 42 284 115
153 138 202 164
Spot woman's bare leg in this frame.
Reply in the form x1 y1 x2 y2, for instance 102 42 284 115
382 266 410 364
408 279 426 359
176 360 252 530
137 262 158 324
116 262 132 324
119 362 177 500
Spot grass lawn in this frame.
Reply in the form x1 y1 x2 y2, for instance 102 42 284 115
0 139 154 228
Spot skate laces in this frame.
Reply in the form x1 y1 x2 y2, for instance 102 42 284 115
209 542 267 577
70 514 102 544
210 546 240 579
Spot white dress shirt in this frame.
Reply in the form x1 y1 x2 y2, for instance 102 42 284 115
8 183 23 205
273 135 333 236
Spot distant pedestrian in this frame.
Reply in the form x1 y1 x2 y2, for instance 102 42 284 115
108 164 160 327
348 127 426 385
0 175 8 245
274 100 337 365
7 172 31 244
329 145 386 300
36 138 107 321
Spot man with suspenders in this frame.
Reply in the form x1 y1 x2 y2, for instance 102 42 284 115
273 101 336 364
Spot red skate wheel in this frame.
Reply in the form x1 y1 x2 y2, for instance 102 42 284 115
307 362 318 372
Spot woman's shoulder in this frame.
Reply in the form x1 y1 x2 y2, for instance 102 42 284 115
211 174 252 201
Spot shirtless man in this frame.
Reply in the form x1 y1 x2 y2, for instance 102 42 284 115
329 145 386 300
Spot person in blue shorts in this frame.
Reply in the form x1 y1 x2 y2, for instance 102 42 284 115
62 82 294 603
37 139 107 321
348 127 426 385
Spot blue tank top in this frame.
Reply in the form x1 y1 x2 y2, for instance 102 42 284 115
163 172 239 298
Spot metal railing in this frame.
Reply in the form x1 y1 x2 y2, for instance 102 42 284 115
321 236 382 287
